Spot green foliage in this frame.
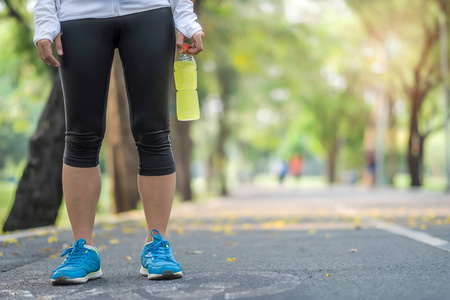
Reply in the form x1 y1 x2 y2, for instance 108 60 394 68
0 4 51 175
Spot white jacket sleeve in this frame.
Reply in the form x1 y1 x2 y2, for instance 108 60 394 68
170 0 202 38
33 0 61 46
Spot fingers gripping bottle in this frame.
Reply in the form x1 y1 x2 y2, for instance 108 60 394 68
174 43 200 121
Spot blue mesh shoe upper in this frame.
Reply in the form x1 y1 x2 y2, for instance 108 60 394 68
51 239 101 280
141 229 182 275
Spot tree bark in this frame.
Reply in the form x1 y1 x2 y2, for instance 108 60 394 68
171 114 194 201
326 137 338 184
212 61 236 196
386 93 397 185
407 92 425 187
3 68 65 231
215 116 228 195
105 50 140 213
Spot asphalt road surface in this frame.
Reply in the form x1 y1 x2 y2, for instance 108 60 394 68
1 185 449 300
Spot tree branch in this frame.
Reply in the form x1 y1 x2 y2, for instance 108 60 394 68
415 19 440 78
424 122 444 138
2 0 31 31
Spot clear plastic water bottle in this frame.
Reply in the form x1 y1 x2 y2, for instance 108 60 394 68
174 43 200 121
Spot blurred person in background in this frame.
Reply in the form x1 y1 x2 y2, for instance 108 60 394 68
363 151 376 187
33 0 204 285
289 154 304 181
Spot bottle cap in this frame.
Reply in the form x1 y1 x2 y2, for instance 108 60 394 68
183 43 190 51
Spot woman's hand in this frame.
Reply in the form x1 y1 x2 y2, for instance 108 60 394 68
176 30 205 55
37 33 63 67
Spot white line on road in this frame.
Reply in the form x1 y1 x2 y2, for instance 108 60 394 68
370 219 450 252
335 204 450 253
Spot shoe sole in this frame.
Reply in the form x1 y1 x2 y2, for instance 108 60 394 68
51 269 103 285
140 266 183 280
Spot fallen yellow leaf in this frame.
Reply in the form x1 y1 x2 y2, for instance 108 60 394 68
101 223 116 231
241 223 252 230
99 232 114 238
39 248 52 253
211 225 223 233
0 252 3 256
48 236 58 244
2 238 18 246
175 228 185 235
49 255 56 258
420 224 427 230
109 239 119 245
224 227 234 235
98 245 107 251
326 274 330 277
227 258 236 261
121 228 134 234
123 256 132 260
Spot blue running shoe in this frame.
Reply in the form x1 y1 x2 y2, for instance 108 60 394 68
140 229 183 280
51 239 102 285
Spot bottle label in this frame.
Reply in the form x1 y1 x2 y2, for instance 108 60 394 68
174 61 197 90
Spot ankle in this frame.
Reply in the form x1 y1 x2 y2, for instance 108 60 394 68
146 229 166 244
74 238 95 247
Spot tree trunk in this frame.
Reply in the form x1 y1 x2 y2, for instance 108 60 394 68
205 152 214 193
3 68 65 231
407 133 425 187
326 137 338 184
407 93 424 187
105 50 140 213
386 93 397 185
215 116 228 195
211 61 235 197
171 114 193 201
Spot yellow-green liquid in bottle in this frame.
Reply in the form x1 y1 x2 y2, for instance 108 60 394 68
174 57 200 121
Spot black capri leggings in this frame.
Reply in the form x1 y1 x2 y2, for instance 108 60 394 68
58 8 176 176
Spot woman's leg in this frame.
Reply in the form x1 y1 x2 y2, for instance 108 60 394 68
138 173 176 241
62 164 101 246
117 8 177 241
50 16 118 285
59 18 117 246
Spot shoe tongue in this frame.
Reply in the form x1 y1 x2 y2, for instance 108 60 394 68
73 239 86 248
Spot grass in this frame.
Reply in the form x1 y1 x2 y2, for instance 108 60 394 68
393 173 448 192
0 181 16 227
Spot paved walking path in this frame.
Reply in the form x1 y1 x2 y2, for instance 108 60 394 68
1 185 449 299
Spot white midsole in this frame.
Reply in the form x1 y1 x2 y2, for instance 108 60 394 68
140 266 182 278
51 269 103 283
